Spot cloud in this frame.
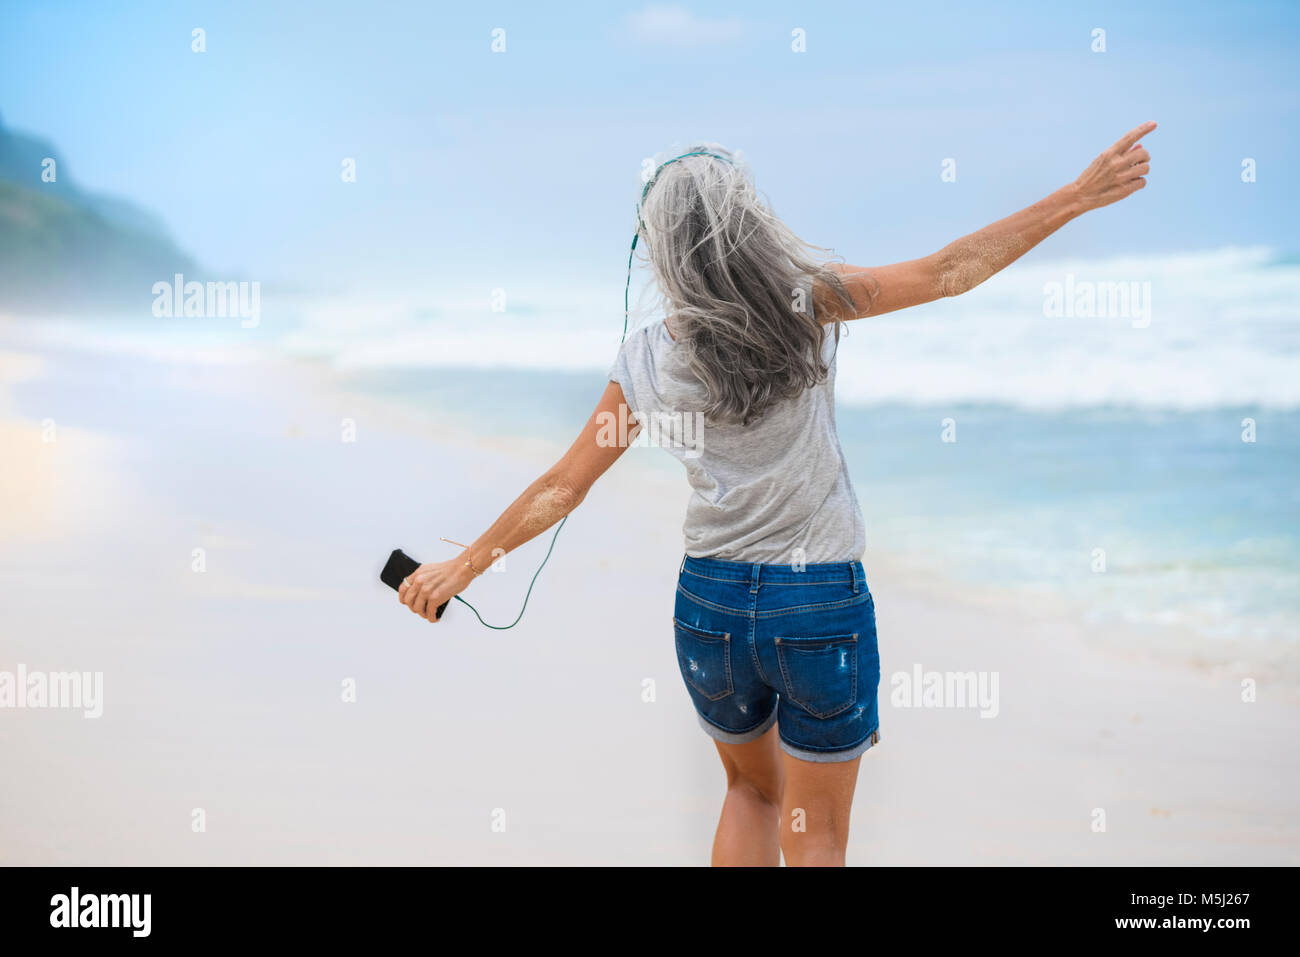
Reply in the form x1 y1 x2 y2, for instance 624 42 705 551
625 5 747 47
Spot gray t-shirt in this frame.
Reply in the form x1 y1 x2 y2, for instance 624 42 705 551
608 314 866 565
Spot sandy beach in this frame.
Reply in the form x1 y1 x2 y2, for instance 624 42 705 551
1 325 1296 866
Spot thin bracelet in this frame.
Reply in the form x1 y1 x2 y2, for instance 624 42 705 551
439 535 488 579
440 538 485 576
439 518 568 630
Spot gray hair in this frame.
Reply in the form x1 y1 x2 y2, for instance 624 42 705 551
635 144 858 425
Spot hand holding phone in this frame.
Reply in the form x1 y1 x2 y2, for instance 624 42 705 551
380 548 450 620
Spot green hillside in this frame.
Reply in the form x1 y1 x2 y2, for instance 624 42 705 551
0 115 200 315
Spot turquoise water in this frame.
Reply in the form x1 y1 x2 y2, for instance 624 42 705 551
836 404 1300 645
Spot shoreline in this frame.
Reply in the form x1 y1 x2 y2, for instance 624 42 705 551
313 346 1300 695
4 325 1295 688
5 312 1296 679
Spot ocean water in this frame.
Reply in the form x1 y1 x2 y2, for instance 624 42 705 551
10 246 1299 666
837 404 1299 651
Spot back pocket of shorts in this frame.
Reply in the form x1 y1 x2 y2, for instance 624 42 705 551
775 633 857 718
673 618 733 701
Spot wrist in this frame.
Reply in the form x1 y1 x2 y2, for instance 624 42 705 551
457 550 485 581
1059 181 1090 217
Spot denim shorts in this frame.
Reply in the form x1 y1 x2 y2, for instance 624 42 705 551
672 555 881 763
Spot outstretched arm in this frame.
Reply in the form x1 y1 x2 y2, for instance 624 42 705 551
399 381 634 622
817 121 1156 321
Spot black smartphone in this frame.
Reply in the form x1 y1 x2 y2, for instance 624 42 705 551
380 548 449 620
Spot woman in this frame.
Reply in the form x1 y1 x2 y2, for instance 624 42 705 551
399 122 1155 866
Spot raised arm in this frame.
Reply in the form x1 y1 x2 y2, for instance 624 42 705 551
399 381 634 622
817 121 1156 322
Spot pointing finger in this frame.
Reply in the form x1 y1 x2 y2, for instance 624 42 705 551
1112 121 1157 155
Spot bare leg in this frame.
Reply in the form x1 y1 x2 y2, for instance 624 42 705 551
711 725 785 866
779 752 862 866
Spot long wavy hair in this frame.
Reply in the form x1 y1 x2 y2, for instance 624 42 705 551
635 144 858 425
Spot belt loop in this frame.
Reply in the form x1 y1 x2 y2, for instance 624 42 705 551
851 562 863 594
679 554 687 575
750 563 761 593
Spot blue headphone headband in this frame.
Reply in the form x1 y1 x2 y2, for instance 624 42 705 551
624 150 733 342
638 150 732 206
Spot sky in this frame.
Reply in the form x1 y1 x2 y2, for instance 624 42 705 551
2 0 1297 298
